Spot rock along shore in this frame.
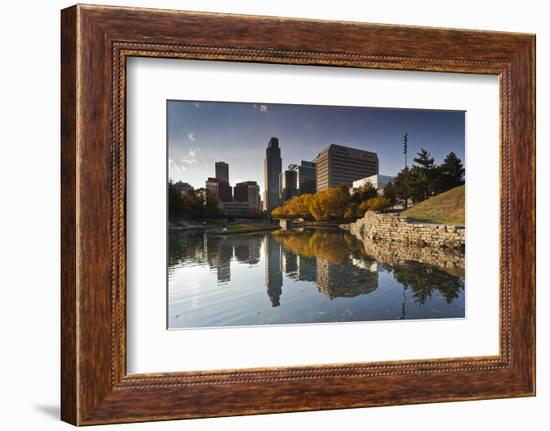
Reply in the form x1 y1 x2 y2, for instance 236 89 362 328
349 211 465 251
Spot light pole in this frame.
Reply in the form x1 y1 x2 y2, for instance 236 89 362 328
403 133 408 209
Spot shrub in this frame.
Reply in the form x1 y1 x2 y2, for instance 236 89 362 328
365 196 392 212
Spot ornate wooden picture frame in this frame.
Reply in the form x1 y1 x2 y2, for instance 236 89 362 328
61 4 535 425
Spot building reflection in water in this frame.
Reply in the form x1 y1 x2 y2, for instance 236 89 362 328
264 237 283 307
234 235 262 265
295 255 317 282
315 258 378 300
266 229 463 306
281 248 298 277
204 236 232 284
266 230 379 303
169 231 264 285
169 228 464 314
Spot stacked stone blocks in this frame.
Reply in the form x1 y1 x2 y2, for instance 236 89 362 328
349 211 465 251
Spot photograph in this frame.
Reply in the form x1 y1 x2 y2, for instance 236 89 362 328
167 100 466 329
49 2 537 426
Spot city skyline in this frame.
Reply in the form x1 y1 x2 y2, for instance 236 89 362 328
168 100 465 195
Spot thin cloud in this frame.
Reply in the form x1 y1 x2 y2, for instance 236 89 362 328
193 102 200 108
187 132 196 142
252 104 268 113
179 148 200 166
168 159 181 171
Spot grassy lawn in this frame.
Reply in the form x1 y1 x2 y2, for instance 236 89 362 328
298 220 342 226
401 185 465 225
206 223 280 235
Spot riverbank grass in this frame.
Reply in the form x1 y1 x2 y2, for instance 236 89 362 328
401 185 465 225
206 223 280 235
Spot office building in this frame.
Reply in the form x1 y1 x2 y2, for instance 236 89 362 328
279 169 297 202
215 161 229 183
233 181 261 210
315 144 378 191
205 177 232 202
288 160 316 195
220 201 253 217
352 174 395 195
263 137 282 211
279 160 316 203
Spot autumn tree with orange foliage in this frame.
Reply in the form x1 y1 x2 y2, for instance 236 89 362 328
272 183 391 222
309 186 351 221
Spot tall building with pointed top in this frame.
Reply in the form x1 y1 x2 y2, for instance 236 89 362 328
263 137 282 211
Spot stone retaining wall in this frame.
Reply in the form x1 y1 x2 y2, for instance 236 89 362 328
359 238 464 277
349 211 465 250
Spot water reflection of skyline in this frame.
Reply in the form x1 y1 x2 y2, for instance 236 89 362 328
169 229 464 312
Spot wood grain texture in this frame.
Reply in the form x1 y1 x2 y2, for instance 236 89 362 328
60 4 535 425
60 5 78 425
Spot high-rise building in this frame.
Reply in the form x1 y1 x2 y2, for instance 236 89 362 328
215 161 229 183
289 160 316 195
205 177 232 202
263 137 282 211
233 181 261 210
279 160 316 203
279 169 297 203
315 144 378 192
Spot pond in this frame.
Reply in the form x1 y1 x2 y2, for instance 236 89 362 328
168 228 465 329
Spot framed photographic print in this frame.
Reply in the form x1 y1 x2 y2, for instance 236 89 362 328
61 4 536 425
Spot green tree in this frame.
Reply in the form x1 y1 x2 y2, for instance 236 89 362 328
344 204 358 222
412 148 437 201
383 181 397 207
168 180 187 220
351 181 377 203
179 188 222 220
393 167 411 207
196 188 222 219
392 149 465 208
437 152 465 192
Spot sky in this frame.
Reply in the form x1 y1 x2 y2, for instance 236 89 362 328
168 100 465 195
